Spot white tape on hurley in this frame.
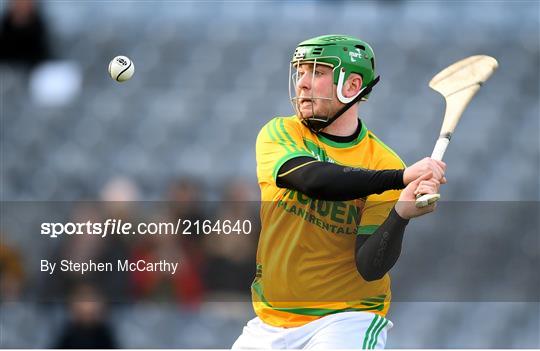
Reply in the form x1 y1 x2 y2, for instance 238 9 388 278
431 137 450 161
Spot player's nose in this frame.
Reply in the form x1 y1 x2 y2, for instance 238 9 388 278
297 73 311 90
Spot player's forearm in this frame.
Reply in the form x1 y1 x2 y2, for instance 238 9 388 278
277 157 405 201
355 207 409 282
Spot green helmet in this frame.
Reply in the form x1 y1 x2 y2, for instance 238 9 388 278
291 34 376 98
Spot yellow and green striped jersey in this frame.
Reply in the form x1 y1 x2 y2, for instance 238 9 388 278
253 115 405 328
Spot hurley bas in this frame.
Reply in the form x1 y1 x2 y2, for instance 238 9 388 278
41 259 179 275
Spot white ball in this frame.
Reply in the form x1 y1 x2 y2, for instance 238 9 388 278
108 56 134 82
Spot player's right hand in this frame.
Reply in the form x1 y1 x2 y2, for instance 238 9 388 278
403 157 446 185
395 171 442 220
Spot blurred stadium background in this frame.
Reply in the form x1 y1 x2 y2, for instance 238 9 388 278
1 0 538 348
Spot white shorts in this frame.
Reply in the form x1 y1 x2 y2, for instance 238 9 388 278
232 311 393 349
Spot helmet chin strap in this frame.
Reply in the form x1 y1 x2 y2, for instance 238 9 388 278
302 75 380 134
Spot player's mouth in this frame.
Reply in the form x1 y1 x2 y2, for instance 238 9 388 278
299 98 314 105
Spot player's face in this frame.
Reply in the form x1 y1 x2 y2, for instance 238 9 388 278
293 63 338 119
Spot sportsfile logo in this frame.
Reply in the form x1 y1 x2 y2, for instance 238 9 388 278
41 218 253 238
41 219 133 238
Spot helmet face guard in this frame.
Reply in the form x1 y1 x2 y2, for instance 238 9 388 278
289 58 339 129
288 35 379 133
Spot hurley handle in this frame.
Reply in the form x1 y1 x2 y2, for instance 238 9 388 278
415 136 449 208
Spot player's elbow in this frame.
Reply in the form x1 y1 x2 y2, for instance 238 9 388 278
358 270 385 282
355 261 385 282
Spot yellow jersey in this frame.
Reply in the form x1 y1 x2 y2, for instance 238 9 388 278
253 115 405 328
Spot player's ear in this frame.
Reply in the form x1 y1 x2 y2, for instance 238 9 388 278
345 73 363 97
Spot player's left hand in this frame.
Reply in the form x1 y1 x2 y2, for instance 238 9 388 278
403 157 447 185
395 171 442 219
